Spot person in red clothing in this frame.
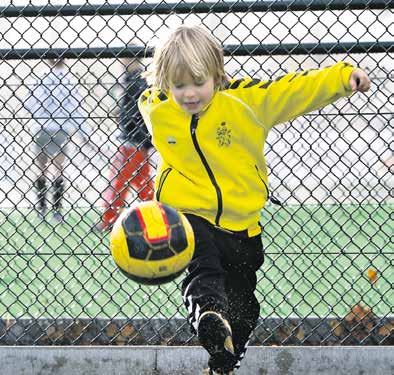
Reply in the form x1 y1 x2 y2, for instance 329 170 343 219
95 57 155 232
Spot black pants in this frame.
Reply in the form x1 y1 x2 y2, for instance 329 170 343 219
182 214 264 365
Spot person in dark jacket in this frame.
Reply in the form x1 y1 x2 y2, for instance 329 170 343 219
95 57 155 232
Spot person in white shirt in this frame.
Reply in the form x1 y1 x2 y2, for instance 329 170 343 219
24 58 91 223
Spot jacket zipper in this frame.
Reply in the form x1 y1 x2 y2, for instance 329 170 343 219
156 167 172 201
190 114 223 225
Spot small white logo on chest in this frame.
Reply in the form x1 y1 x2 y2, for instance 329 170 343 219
167 136 177 144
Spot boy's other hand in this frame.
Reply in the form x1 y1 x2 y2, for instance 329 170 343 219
349 68 371 92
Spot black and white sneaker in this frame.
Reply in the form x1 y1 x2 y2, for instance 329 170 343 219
202 367 235 374
198 311 236 374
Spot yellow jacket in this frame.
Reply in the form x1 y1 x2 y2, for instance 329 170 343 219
138 62 354 234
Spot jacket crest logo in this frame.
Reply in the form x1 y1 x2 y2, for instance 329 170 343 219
216 122 231 147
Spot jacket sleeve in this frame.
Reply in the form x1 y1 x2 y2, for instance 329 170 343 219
137 88 153 134
138 87 167 136
238 61 355 129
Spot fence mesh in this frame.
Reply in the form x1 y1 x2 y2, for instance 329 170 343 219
0 1 392 346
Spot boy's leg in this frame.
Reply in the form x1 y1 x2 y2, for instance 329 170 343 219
224 235 264 369
181 215 238 373
226 268 260 369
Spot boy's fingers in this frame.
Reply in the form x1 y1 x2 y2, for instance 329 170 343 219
359 77 371 92
350 77 358 92
351 70 370 92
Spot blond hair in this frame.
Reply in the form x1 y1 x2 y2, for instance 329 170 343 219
145 25 227 92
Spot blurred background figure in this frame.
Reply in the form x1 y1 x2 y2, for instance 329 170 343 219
94 55 155 232
24 57 93 223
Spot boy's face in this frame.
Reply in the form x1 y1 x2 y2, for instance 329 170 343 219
169 73 215 115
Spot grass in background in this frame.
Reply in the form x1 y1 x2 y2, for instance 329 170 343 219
0 203 391 319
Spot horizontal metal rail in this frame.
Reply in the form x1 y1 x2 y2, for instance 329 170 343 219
0 0 393 18
0 41 392 60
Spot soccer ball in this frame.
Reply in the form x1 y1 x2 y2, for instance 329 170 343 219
110 201 195 285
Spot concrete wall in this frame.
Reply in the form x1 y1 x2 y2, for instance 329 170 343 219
0 346 393 375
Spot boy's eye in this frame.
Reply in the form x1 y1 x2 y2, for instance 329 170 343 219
195 81 205 86
174 83 184 89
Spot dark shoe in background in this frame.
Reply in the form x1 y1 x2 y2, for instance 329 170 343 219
53 211 65 224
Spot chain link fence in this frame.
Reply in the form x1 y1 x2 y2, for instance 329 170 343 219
0 1 392 346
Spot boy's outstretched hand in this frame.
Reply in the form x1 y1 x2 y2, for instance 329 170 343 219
349 68 371 92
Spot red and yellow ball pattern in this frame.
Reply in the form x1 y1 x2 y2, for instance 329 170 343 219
110 201 195 285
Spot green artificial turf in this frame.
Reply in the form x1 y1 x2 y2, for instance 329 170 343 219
0 203 391 319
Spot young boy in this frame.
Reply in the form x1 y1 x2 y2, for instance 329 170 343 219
138 25 370 375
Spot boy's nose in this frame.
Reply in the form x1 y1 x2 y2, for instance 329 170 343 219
184 88 196 98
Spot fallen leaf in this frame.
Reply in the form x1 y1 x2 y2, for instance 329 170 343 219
120 324 135 338
345 310 356 322
46 325 64 340
352 304 369 321
367 269 378 284
68 321 85 337
329 320 344 336
105 323 118 338
295 327 305 341
378 322 393 336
